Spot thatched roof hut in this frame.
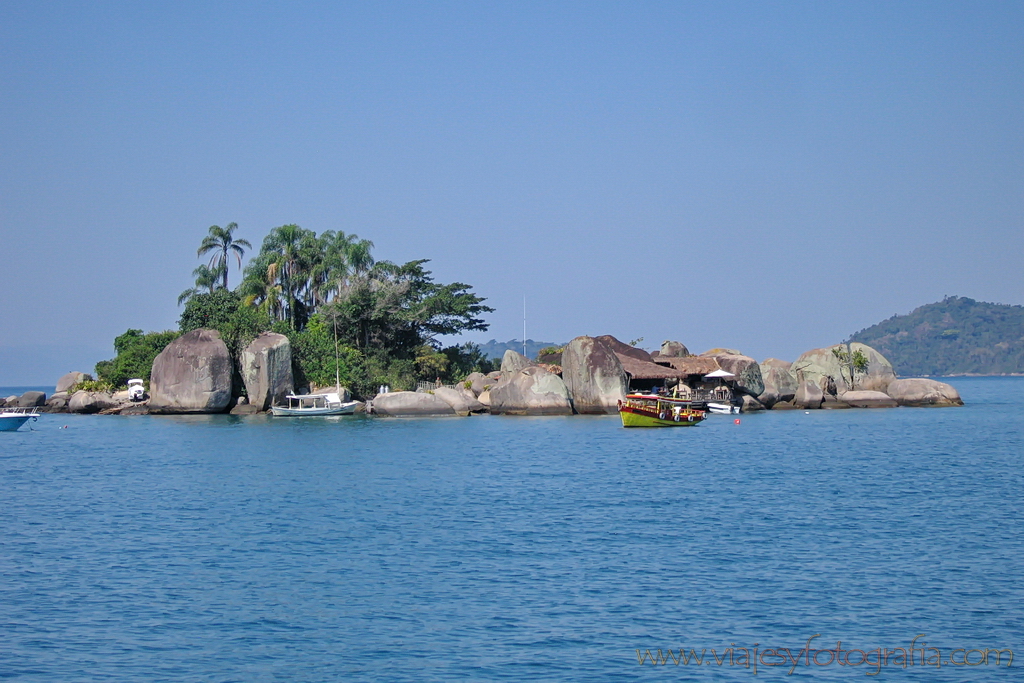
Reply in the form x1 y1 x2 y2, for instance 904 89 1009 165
615 353 687 380
653 356 721 377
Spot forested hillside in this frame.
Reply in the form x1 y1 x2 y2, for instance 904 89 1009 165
849 297 1024 376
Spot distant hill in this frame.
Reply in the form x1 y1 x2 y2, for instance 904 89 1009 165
849 296 1024 376
475 339 562 361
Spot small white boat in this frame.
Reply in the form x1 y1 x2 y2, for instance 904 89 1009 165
706 402 740 414
127 379 146 402
270 393 360 417
0 407 39 432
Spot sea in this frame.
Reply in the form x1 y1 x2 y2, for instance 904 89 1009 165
1 377 1021 681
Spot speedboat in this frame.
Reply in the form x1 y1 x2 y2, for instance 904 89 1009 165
618 393 706 427
0 407 39 432
270 393 360 416
706 402 740 414
127 379 146 402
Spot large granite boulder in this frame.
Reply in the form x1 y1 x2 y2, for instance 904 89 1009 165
594 335 652 362
489 365 573 415
795 381 823 409
500 350 534 374
465 372 489 396
711 354 764 397
476 390 491 407
659 340 690 357
791 343 896 394
56 372 92 393
432 387 479 416
886 378 963 407
840 390 898 408
371 391 457 416
760 358 792 371
69 390 116 414
739 394 766 412
758 364 798 408
45 394 69 413
18 391 47 407
561 336 627 414
148 329 234 414
240 332 294 411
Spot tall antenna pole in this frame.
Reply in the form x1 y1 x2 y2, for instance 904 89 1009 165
523 295 527 357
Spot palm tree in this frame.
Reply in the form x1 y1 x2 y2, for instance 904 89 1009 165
197 223 252 290
177 263 225 305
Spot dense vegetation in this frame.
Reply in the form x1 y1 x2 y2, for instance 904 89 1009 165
94 329 180 387
848 296 1024 376
171 223 496 397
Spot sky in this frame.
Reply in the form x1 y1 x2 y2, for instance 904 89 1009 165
1 1 1022 384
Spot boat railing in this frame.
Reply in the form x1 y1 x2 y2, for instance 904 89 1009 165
0 406 40 415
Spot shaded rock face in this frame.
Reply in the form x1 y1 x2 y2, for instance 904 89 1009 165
18 391 47 407
69 390 116 414
371 391 457 416
561 336 627 414
758 365 798 408
659 340 689 357
45 395 69 413
840 390 898 408
149 329 234 414
465 372 489 396
56 372 92 393
240 332 294 411
739 394 765 412
594 335 652 363
791 343 896 394
886 378 963 407
489 366 572 415
432 387 477 416
796 381 823 409
822 394 852 409
713 354 764 397
500 350 534 374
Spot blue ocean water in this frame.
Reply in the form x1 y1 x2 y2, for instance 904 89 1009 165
1 377 1021 681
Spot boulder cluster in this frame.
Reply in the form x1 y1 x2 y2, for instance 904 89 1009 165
31 329 298 415
365 336 963 416
28 330 964 418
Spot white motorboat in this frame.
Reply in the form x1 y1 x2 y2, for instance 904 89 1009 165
0 406 39 432
127 379 146 402
706 402 740 415
270 393 360 417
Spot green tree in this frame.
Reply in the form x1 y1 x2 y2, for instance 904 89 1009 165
832 344 870 389
94 329 180 388
177 263 226 305
197 222 251 290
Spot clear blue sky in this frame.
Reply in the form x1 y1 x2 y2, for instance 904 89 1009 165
1 1 1021 384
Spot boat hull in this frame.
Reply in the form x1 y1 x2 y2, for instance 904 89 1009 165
270 402 359 417
0 414 36 432
619 409 703 427
618 395 706 428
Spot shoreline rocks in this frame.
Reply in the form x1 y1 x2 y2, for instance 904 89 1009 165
148 329 234 414
240 332 294 412
371 391 457 416
886 378 964 407
490 365 573 415
561 336 627 414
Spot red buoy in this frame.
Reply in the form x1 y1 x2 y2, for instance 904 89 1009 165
734 418 741 425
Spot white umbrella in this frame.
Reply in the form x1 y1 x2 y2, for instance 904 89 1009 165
704 369 735 379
